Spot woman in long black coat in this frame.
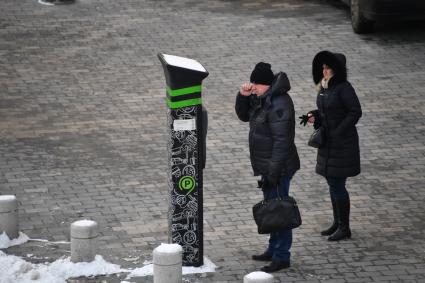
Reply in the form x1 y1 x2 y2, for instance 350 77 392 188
304 51 362 241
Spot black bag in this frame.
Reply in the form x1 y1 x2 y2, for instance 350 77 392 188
308 127 325 148
252 195 302 234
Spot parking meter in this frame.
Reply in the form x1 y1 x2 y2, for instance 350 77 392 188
158 53 208 267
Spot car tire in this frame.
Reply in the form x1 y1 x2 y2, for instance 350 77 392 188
350 0 375 33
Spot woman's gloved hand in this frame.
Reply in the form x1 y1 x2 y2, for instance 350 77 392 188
299 114 309 126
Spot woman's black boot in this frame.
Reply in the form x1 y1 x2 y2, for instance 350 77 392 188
321 196 338 236
328 199 351 241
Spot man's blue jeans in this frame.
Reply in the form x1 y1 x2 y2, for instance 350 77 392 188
261 175 293 262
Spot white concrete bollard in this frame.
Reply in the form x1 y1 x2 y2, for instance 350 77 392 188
70 219 98 263
153 243 183 283
244 271 274 283
0 195 19 239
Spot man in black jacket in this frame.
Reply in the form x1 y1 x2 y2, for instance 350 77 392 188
235 62 300 272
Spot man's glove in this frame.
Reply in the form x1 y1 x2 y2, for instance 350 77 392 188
257 179 263 189
299 114 308 126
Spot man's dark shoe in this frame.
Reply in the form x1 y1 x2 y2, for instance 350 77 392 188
260 260 290 273
252 252 272 261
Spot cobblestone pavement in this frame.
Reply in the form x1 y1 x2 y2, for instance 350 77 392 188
1 0 425 282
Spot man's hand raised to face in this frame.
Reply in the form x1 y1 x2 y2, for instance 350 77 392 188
240 83 253 96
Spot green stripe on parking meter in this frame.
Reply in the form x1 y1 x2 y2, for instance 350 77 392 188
166 97 202 109
166 85 202 97
165 85 202 109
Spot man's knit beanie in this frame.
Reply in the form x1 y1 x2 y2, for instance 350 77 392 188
250 62 274 85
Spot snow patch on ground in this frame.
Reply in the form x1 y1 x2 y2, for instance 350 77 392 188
125 263 153 278
245 271 273 280
37 0 54 6
125 256 217 279
0 252 217 283
0 232 30 249
0 233 216 282
0 195 16 201
29 238 70 244
0 252 121 283
182 257 217 275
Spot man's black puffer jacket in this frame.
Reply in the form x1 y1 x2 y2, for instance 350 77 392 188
235 72 300 183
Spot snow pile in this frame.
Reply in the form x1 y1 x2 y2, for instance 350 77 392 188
154 243 182 254
72 219 96 227
244 271 273 280
182 257 217 275
0 232 30 249
38 0 54 5
41 255 121 280
0 253 216 282
125 256 217 278
0 195 16 201
0 235 217 282
29 238 69 244
0 252 121 283
125 263 153 278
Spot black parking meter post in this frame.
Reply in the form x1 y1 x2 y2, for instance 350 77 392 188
158 53 209 267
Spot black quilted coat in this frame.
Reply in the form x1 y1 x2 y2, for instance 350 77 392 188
311 51 362 178
235 72 300 180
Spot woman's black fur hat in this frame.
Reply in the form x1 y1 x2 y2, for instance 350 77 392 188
312 50 347 86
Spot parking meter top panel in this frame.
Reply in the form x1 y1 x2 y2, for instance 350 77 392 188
158 53 209 110
162 54 206 73
158 53 209 89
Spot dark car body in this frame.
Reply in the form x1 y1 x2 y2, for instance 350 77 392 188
341 0 425 33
